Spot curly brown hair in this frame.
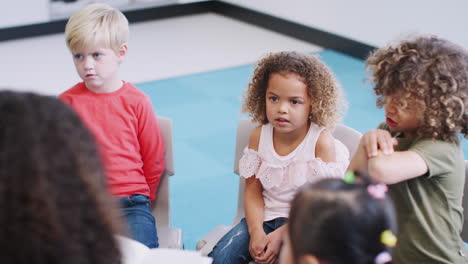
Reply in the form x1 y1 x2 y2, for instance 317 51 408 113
367 36 468 142
243 51 345 128
0 91 122 264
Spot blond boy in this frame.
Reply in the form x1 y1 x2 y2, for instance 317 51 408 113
60 3 165 248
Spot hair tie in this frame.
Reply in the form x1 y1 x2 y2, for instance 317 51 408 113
343 171 356 184
380 230 397 248
367 183 388 199
374 251 392 264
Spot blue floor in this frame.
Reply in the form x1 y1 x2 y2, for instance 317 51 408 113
137 50 468 249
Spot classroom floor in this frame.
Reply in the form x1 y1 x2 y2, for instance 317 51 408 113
1 12 466 250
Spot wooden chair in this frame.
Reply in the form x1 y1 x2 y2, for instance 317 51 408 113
152 116 183 248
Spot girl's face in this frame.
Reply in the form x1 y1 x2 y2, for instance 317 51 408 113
384 94 424 138
265 73 312 136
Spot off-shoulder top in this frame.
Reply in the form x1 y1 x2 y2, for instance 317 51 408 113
239 123 349 221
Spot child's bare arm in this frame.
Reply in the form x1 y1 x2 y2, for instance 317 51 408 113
244 126 268 258
361 129 397 158
315 130 336 162
368 150 428 184
348 129 397 177
349 129 427 184
347 142 371 176
245 176 267 260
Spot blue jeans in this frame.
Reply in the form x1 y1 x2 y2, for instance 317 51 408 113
208 217 287 264
119 194 159 248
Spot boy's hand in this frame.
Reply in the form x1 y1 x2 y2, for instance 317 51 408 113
254 228 283 264
249 229 267 260
361 129 397 158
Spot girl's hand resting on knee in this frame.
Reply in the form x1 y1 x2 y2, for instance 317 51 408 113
254 227 284 264
249 229 268 260
361 129 398 158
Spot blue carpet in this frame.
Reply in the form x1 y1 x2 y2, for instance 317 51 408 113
136 50 467 249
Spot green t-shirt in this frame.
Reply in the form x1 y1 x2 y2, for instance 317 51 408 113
379 123 467 263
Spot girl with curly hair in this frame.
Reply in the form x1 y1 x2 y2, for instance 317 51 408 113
348 36 468 263
209 51 350 264
280 175 397 264
0 91 122 264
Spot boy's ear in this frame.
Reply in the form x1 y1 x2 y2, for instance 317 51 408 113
117 43 128 62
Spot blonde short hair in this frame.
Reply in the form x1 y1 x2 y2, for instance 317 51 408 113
65 3 129 53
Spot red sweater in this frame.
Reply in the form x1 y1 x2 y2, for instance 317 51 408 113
60 81 165 201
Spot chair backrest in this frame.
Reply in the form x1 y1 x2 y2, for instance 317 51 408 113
462 160 468 240
231 119 362 225
152 116 175 228
158 116 175 176
332 124 362 157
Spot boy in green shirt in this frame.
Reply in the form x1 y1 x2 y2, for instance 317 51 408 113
349 36 468 263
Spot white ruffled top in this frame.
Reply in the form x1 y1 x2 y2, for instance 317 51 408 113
239 123 349 221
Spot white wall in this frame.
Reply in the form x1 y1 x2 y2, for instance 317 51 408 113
4 0 468 49
0 0 177 28
0 0 49 28
221 0 468 49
